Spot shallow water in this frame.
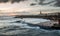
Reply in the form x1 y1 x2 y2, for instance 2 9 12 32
0 16 60 36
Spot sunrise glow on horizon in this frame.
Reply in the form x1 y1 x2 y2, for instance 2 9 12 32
0 0 60 16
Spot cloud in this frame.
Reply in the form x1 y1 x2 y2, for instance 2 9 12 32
30 0 60 7
0 0 26 3
39 0 60 7
54 0 60 7
39 0 55 5
39 0 45 4
11 0 25 3
0 0 8 3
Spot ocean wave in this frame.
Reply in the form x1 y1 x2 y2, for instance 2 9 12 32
0 17 60 36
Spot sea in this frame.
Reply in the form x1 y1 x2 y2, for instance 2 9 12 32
0 16 60 36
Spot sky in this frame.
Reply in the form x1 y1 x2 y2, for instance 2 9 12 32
0 0 60 15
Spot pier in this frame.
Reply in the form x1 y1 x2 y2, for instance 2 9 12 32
14 12 60 19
